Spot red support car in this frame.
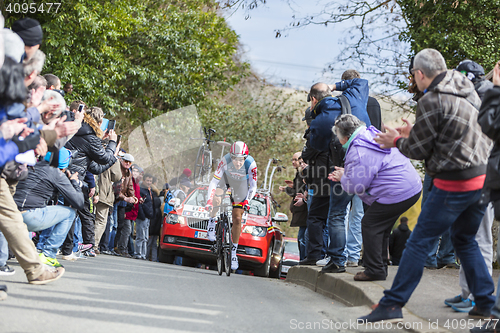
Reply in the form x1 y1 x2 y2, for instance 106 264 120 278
159 186 288 278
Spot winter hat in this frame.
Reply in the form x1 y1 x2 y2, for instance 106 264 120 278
183 168 192 177
44 147 71 170
456 59 484 82
11 18 42 46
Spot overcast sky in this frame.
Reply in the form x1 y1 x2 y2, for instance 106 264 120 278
224 1 347 90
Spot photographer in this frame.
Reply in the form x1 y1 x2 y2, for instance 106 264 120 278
14 147 84 268
61 106 117 257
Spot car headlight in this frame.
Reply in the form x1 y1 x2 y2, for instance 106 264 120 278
166 213 179 224
242 226 267 237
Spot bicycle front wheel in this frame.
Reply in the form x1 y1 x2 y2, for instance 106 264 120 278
224 220 232 276
216 223 223 276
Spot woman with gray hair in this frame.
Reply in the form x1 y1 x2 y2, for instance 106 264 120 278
330 114 422 281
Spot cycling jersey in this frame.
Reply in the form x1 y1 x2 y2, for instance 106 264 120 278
207 153 257 206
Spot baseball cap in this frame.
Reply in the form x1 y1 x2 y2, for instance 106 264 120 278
121 153 134 162
456 59 484 82
180 179 192 188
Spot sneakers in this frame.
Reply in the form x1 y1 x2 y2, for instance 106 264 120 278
101 250 112 255
74 250 88 260
445 295 464 307
77 243 93 252
61 252 79 261
0 265 15 276
469 306 491 319
451 298 475 312
231 254 239 270
29 265 65 285
83 249 96 257
346 260 359 267
133 255 143 260
39 253 64 268
316 257 330 266
207 218 216 242
358 304 403 324
470 316 500 333
321 261 346 274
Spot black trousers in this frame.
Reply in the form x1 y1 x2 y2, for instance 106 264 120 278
114 206 126 249
305 195 330 260
362 193 420 279
78 194 95 245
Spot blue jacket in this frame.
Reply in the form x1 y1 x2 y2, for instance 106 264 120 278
310 78 371 152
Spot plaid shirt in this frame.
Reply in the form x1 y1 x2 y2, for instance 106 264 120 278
397 70 492 179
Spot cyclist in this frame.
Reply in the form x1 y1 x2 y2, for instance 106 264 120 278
205 141 257 270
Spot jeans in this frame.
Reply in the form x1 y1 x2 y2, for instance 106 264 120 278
425 228 455 267
37 226 53 252
297 226 307 261
343 195 364 262
321 222 329 258
380 187 495 310
73 217 83 253
326 181 352 267
22 206 76 259
422 173 455 267
0 232 8 266
134 218 149 259
109 203 119 250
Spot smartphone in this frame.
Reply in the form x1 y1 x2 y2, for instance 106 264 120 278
107 120 116 131
78 104 84 112
116 135 122 145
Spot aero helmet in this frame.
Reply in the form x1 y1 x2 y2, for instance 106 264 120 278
230 141 249 159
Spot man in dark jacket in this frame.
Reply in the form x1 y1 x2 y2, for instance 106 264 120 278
456 59 494 100
364 48 494 323
389 217 411 266
14 148 84 268
279 152 308 260
62 106 117 256
134 174 154 260
303 73 371 274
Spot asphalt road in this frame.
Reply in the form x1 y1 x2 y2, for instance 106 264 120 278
0 255 377 333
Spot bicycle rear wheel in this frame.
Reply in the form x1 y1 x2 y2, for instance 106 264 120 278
224 220 232 276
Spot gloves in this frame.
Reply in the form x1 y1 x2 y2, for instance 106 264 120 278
11 134 40 154
205 199 213 212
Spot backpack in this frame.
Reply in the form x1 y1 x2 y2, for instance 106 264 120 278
330 95 351 168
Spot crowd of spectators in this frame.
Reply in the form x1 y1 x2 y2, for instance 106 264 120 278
0 16 194 301
279 49 500 331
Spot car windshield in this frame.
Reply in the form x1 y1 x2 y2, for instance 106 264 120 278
284 240 300 255
185 189 267 217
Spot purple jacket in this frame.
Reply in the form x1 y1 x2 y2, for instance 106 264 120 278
341 126 422 205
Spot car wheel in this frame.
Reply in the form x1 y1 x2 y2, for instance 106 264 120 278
254 245 272 277
269 249 283 279
181 257 198 267
158 249 175 264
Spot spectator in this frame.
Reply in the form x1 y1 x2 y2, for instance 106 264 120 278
389 217 411 266
62 106 117 257
0 57 62 285
147 177 162 262
174 179 192 202
14 148 84 268
11 18 42 61
456 59 493 100
170 168 192 187
279 152 308 260
63 82 73 95
116 162 141 257
93 143 122 254
330 114 421 281
134 173 154 260
471 60 500 333
361 48 494 323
